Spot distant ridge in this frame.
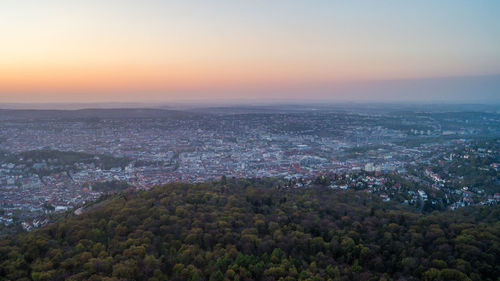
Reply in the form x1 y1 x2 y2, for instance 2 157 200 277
0 108 198 120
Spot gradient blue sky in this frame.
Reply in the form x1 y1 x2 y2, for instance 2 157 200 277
0 0 499 103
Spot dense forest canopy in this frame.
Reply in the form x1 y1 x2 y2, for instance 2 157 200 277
0 180 499 281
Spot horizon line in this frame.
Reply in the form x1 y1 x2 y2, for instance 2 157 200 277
1 100 500 111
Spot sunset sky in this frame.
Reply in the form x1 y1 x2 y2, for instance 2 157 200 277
1 0 499 103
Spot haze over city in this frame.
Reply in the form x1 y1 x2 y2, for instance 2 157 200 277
1 0 499 103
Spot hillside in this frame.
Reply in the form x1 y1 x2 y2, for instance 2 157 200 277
1 179 499 281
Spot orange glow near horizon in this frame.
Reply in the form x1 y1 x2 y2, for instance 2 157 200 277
2 56 493 101
1 1 499 102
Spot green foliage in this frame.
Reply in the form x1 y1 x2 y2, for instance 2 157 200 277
0 181 498 281
85 180 130 193
9 149 130 175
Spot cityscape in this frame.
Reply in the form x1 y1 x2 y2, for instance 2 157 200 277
1 1 499 280
1 105 499 232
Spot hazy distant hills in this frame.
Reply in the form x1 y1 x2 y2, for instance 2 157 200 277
1 103 498 118
0 104 498 123
0 108 198 120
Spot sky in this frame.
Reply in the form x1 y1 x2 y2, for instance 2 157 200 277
0 0 499 103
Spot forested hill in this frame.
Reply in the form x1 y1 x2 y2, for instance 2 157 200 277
1 180 499 281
